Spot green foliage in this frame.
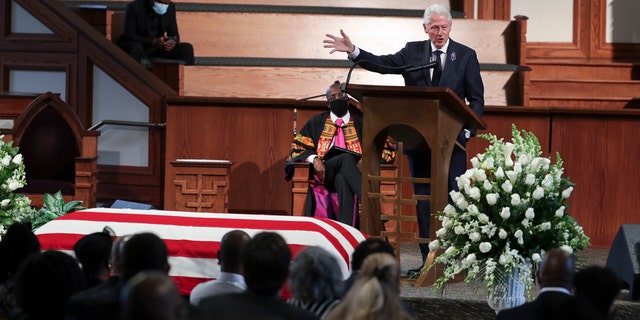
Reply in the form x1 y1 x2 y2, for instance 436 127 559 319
30 191 85 230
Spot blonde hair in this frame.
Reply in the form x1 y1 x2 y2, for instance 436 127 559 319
326 253 413 320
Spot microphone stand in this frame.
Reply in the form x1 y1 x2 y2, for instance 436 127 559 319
341 60 437 93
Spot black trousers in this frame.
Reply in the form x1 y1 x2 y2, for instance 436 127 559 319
323 153 362 227
118 41 195 65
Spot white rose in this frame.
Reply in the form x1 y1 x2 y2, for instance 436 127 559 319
518 154 529 165
562 186 574 199
478 213 490 224
483 180 493 191
469 231 481 242
506 170 518 183
531 253 542 263
556 169 564 180
500 207 511 220
467 204 480 216
514 229 523 238
454 225 466 235
525 208 535 220
11 154 22 165
482 157 494 170
501 180 513 193
457 175 471 190
474 169 487 182
7 180 22 191
470 157 481 168
525 174 536 185
560 245 573 255
495 166 505 179
466 253 476 264
1 156 10 166
532 186 544 200
540 222 551 231
486 193 498 205
510 194 521 206
429 240 441 251
449 191 463 204
442 217 453 229
444 204 457 214
513 162 522 174
0 199 10 207
555 206 565 218
498 254 509 265
479 242 492 253
436 227 447 238
456 198 469 210
541 158 551 170
498 229 508 239
445 246 455 255
464 169 475 180
468 187 481 200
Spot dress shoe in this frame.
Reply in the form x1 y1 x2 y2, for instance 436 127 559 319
406 265 424 277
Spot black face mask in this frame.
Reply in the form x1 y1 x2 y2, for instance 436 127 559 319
329 99 349 117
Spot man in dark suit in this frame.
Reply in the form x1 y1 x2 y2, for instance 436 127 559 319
117 0 194 67
323 3 484 273
198 232 318 320
496 248 575 320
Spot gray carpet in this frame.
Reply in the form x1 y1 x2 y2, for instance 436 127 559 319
396 243 639 320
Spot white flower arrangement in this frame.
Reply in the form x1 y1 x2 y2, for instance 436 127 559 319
429 125 590 296
0 135 33 236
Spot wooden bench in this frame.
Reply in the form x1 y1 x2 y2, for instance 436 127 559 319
71 3 528 106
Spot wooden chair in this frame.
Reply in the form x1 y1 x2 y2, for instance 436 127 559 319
0 92 99 208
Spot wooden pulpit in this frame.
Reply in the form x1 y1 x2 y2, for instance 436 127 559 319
347 84 486 286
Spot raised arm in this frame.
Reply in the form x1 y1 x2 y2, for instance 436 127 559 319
323 29 356 54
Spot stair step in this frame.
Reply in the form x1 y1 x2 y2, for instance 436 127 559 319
529 79 640 98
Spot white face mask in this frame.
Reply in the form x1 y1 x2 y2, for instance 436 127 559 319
152 1 169 15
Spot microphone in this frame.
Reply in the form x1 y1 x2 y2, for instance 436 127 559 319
341 60 437 92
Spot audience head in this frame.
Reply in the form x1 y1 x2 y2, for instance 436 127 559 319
538 248 575 289
289 246 342 302
326 80 349 117
121 270 183 320
121 232 169 281
351 238 395 272
574 266 621 319
0 222 40 283
423 4 452 49
327 253 411 320
241 231 291 296
110 234 133 275
14 250 85 320
218 230 251 273
73 231 113 281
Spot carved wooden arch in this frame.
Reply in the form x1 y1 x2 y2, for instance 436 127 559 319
6 92 99 209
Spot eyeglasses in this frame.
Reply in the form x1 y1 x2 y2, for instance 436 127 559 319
327 91 348 102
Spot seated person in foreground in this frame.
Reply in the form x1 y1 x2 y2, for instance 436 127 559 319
285 81 395 227
117 0 195 67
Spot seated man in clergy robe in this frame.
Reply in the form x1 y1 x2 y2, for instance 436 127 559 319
285 81 395 228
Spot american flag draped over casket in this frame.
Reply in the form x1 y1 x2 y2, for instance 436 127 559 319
35 208 367 295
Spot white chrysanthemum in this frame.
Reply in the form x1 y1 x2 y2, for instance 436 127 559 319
479 242 492 253
510 194 521 206
486 193 498 205
500 207 511 220
555 206 565 218
501 180 513 193
525 208 535 220
562 186 574 199
532 186 544 200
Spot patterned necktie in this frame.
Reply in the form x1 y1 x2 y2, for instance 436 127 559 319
334 118 346 148
432 50 443 86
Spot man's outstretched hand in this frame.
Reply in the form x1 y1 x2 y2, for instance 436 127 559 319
323 29 355 54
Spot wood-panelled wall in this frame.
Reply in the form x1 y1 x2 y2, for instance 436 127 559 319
166 96 640 248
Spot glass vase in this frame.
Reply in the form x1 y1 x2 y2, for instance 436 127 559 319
487 267 527 313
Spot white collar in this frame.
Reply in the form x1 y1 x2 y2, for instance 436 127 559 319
330 111 350 125
431 39 450 54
